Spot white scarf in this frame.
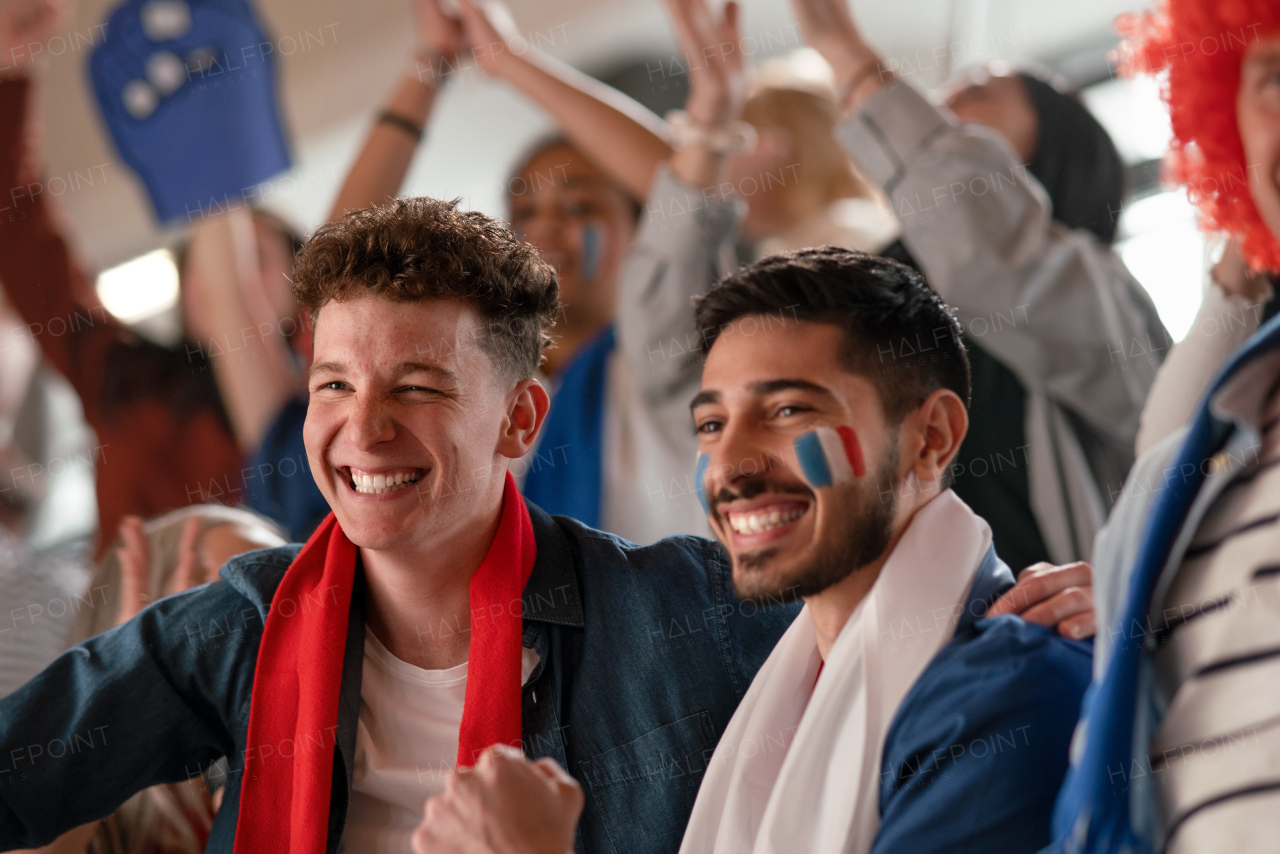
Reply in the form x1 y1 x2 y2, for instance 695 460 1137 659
680 490 993 854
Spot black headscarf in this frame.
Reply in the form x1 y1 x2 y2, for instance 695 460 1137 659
1017 71 1125 245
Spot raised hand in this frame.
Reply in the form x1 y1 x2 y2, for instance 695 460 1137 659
0 0 70 73
114 514 204 625
788 0 888 107
986 560 1096 640
1211 237 1273 303
414 0 464 81
661 0 745 127
456 0 521 78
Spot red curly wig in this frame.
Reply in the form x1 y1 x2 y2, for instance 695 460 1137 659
1119 1 1280 271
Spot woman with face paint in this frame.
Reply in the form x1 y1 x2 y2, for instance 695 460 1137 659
501 139 635 377
327 0 751 543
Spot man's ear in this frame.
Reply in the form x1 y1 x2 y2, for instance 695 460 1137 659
906 388 968 489
497 378 551 461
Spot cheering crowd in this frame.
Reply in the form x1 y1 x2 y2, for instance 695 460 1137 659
0 0 1277 851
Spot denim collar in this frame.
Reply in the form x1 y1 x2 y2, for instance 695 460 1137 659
521 501 586 629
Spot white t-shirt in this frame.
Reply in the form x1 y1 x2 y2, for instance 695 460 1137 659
338 627 540 854
339 628 467 854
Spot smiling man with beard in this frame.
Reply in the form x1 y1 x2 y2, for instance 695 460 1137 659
675 247 1092 854
412 246 1093 854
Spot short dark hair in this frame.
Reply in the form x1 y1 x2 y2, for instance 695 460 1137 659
694 246 970 421
292 197 559 381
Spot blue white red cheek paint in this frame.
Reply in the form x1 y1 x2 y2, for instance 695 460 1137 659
578 223 603 285
695 452 711 514
793 425 866 488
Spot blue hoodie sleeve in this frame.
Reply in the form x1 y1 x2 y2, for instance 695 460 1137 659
871 617 1092 854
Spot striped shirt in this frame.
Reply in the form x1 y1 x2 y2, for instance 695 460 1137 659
0 526 92 699
1150 376 1280 853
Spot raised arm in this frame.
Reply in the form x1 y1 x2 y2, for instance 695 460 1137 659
614 0 747 404
456 0 675 200
1135 240 1273 456
0 1 120 427
182 208 299 450
327 0 462 219
789 0 1165 443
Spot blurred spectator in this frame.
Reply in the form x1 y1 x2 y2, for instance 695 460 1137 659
0 0 246 552
791 5 1168 570
180 208 318 542
455 0 741 541
11 504 285 854
1053 4 1280 849
0 291 97 550
1136 238 1277 455
0 447 90 701
0 293 91 701
76 504 286 637
734 50 899 258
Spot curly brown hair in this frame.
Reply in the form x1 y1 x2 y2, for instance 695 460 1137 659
291 197 559 380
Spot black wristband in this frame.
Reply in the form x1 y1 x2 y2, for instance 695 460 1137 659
376 110 424 142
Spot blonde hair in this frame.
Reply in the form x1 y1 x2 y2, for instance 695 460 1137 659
743 50 884 222
73 504 284 642
73 504 285 854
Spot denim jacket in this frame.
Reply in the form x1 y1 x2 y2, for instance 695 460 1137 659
0 502 798 853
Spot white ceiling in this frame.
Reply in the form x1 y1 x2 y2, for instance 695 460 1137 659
32 0 1153 271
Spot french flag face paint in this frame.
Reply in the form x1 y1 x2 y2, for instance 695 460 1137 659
578 223 603 285
793 425 866 488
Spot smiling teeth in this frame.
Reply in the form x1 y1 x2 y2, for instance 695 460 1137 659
727 508 805 535
351 470 421 495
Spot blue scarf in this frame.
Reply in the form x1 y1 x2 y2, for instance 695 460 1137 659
1050 312 1280 852
523 325 616 528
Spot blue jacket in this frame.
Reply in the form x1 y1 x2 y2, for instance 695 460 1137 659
1050 312 1280 853
874 550 1093 854
0 502 1088 853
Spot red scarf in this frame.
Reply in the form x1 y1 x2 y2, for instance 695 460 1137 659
232 473 536 853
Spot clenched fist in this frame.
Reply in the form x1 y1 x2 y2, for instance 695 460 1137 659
412 745 583 854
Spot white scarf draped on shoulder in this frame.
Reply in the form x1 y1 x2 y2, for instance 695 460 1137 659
680 490 993 854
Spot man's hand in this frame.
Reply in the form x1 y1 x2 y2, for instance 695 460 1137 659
986 561 1095 640
0 0 69 74
412 745 583 854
